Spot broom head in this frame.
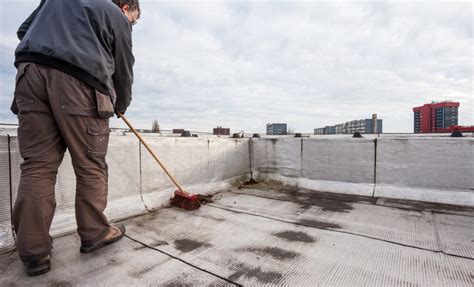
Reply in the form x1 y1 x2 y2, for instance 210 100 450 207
171 189 201 210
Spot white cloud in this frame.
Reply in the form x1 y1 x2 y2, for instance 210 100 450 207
1 0 472 132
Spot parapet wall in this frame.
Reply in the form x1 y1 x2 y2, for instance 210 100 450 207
251 138 376 196
0 134 250 252
139 136 249 210
251 137 473 205
1 134 472 253
375 138 473 205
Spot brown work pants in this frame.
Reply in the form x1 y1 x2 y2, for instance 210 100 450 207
12 63 112 262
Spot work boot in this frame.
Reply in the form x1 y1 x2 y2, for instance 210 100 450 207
24 255 51 276
80 224 126 253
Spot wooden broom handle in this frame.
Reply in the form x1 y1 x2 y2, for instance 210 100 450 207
118 113 185 193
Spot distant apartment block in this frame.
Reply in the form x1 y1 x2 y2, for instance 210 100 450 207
413 101 459 133
314 126 336 135
314 114 382 135
213 126 230 135
267 123 287 135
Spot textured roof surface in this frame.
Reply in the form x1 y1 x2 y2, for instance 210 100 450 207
1 182 473 286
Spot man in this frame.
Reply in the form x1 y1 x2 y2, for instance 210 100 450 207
10 0 140 276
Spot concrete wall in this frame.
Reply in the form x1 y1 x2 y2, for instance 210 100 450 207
251 138 375 196
251 137 474 204
375 138 474 205
140 136 249 210
251 138 302 177
301 138 375 196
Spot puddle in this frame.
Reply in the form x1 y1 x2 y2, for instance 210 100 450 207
379 198 474 214
174 239 211 253
273 231 316 243
242 247 300 261
236 181 372 213
229 262 283 284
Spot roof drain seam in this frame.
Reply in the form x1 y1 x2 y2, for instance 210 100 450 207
300 137 303 178
138 185 151 213
372 138 377 198
137 141 151 213
248 138 253 181
124 235 242 286
207 203 474 261
430 213 444 252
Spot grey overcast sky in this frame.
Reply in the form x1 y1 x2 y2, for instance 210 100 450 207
1 0 473 133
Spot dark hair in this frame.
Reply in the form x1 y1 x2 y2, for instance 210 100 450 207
112 0 141 19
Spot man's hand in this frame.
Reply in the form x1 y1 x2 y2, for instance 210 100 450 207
114 107 127 118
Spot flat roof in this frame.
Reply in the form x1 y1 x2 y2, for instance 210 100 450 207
1 182 472 285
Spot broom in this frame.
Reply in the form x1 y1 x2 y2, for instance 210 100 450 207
118 113 201 210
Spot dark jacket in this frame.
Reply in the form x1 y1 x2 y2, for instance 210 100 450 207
14 0 134 113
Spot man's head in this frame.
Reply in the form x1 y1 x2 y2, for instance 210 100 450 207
112 0 141 25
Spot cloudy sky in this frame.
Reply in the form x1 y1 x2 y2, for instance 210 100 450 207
0 0 472 133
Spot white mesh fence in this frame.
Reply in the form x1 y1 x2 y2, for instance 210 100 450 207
0 134 251 252
0 136 14 252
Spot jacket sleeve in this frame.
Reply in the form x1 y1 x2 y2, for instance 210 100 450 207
17 0 45 40
112 23 134 113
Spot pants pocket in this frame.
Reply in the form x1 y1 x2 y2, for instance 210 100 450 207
13 63 51 114
59 73 97 117
87 125 110 157
11 63 31 114
95 90 114 118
